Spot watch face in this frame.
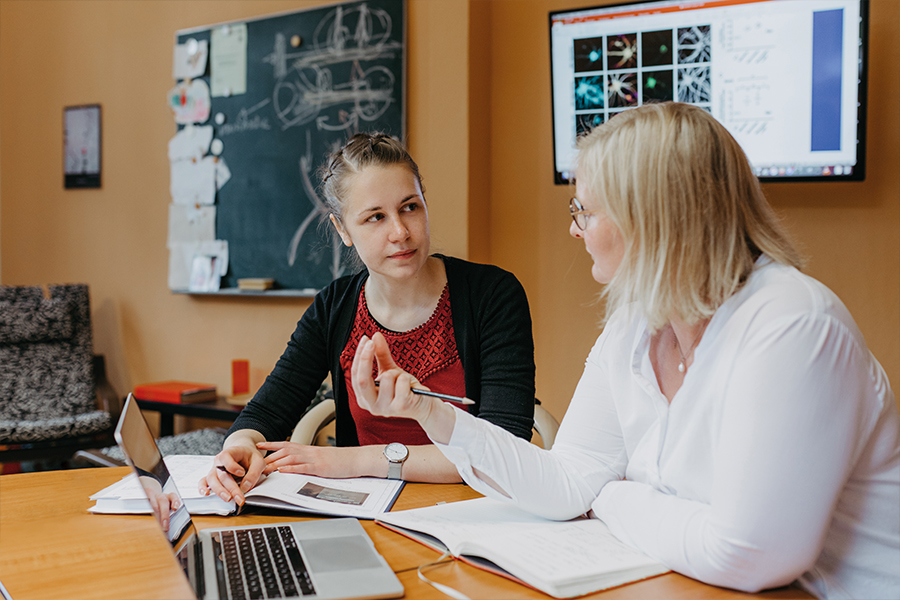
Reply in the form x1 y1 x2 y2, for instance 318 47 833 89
384 443 408 461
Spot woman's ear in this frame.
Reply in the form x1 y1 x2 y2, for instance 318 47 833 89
329 213 353 247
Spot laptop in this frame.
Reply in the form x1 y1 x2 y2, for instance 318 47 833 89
114 394 404 600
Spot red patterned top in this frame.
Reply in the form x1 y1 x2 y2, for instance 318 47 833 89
340 284 466 446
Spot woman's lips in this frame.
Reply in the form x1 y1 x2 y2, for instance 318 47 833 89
389 249 416 259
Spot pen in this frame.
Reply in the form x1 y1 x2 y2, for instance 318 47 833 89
373 381 474 405
217 465 243 481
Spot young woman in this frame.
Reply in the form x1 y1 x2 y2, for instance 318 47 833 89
200 133 535 502
351 104 900 600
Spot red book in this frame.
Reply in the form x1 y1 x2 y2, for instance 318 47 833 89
133 381 218 404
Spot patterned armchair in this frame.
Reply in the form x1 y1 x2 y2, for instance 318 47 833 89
0 284 120 463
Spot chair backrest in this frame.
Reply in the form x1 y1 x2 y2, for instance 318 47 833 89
291 398 337 445
532 404 559 450
0 284 94 421
290 397 560 450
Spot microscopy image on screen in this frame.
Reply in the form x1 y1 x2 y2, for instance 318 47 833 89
576 112 606 137
641 30 674 67
642 70 674 102
574 36 605 73
678 25 712 63
551 0 866 184
574 76 605 110
677 66 711 103
607 33 638 70
606 71 638 107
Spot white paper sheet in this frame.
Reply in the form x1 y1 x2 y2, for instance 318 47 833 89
168 125 213 161
89 455 235 515
189 255 221 292
211 23 248 97
170 156 216 205
215 156 231 190
168 203 216 248
169 240 228 290
173 38 209 79
168 79 211 124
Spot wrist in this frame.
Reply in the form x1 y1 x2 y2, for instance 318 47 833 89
358 445 388 478
419 399 456 445
224 430 263 454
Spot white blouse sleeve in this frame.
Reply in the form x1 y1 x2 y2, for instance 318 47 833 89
593 312 883 593
435 332 628 520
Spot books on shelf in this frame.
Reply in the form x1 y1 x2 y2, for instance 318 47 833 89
90 454 405 520
237 278 274 291
133 381 217 404
377 497 670 599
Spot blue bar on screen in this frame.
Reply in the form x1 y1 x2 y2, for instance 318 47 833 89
811 9 844 152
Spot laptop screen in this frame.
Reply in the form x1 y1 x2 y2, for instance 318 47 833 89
114 394 201 596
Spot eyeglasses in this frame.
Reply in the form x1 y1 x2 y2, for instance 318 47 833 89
569 197 597 231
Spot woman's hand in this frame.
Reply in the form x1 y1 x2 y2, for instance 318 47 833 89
352 332 457 444
257 442 380 479
351 332 432 421
139 476 181 532
198 440 266 505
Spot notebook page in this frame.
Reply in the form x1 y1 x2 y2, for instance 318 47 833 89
380 497 663 587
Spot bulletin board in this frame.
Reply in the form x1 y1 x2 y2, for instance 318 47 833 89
169 0 405 295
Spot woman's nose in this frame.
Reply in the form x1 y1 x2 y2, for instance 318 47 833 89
569 219 583 239
389 217 409 240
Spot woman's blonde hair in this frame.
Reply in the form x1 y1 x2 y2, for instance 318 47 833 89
576 102 803 331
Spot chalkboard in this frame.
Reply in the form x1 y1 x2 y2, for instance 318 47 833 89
175 0 405 293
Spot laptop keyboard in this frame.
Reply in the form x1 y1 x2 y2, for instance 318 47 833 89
214 526 316 599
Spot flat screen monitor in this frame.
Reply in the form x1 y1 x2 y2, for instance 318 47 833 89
549 0 868 183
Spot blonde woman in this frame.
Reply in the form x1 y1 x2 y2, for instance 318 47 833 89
351 104 900 599
201 133 535 501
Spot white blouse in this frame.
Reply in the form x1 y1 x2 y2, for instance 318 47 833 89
436 258 900 600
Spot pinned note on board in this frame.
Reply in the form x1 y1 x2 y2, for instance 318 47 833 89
167 204 216 248
189 255 221 292
169 240 228 291
168 125 213 161
173 38 209 79
214 156 230 189
170 156 217 205
211 23 247 97
168 79 211 124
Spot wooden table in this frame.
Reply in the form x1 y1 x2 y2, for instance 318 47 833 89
0 468 811 600
135 397 244 437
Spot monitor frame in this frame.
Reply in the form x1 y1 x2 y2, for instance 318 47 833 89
548 0 870 185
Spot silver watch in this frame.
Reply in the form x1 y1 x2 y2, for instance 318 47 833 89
383 442 409 480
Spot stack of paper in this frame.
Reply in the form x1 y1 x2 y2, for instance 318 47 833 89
89 455 235 515
90 454 405 519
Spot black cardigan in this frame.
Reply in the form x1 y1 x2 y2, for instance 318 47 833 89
229 255 536 445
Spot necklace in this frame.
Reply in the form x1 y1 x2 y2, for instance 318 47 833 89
673 320 708 373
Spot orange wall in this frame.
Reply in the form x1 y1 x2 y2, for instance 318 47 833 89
1 0 898 428
0 0 472 417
